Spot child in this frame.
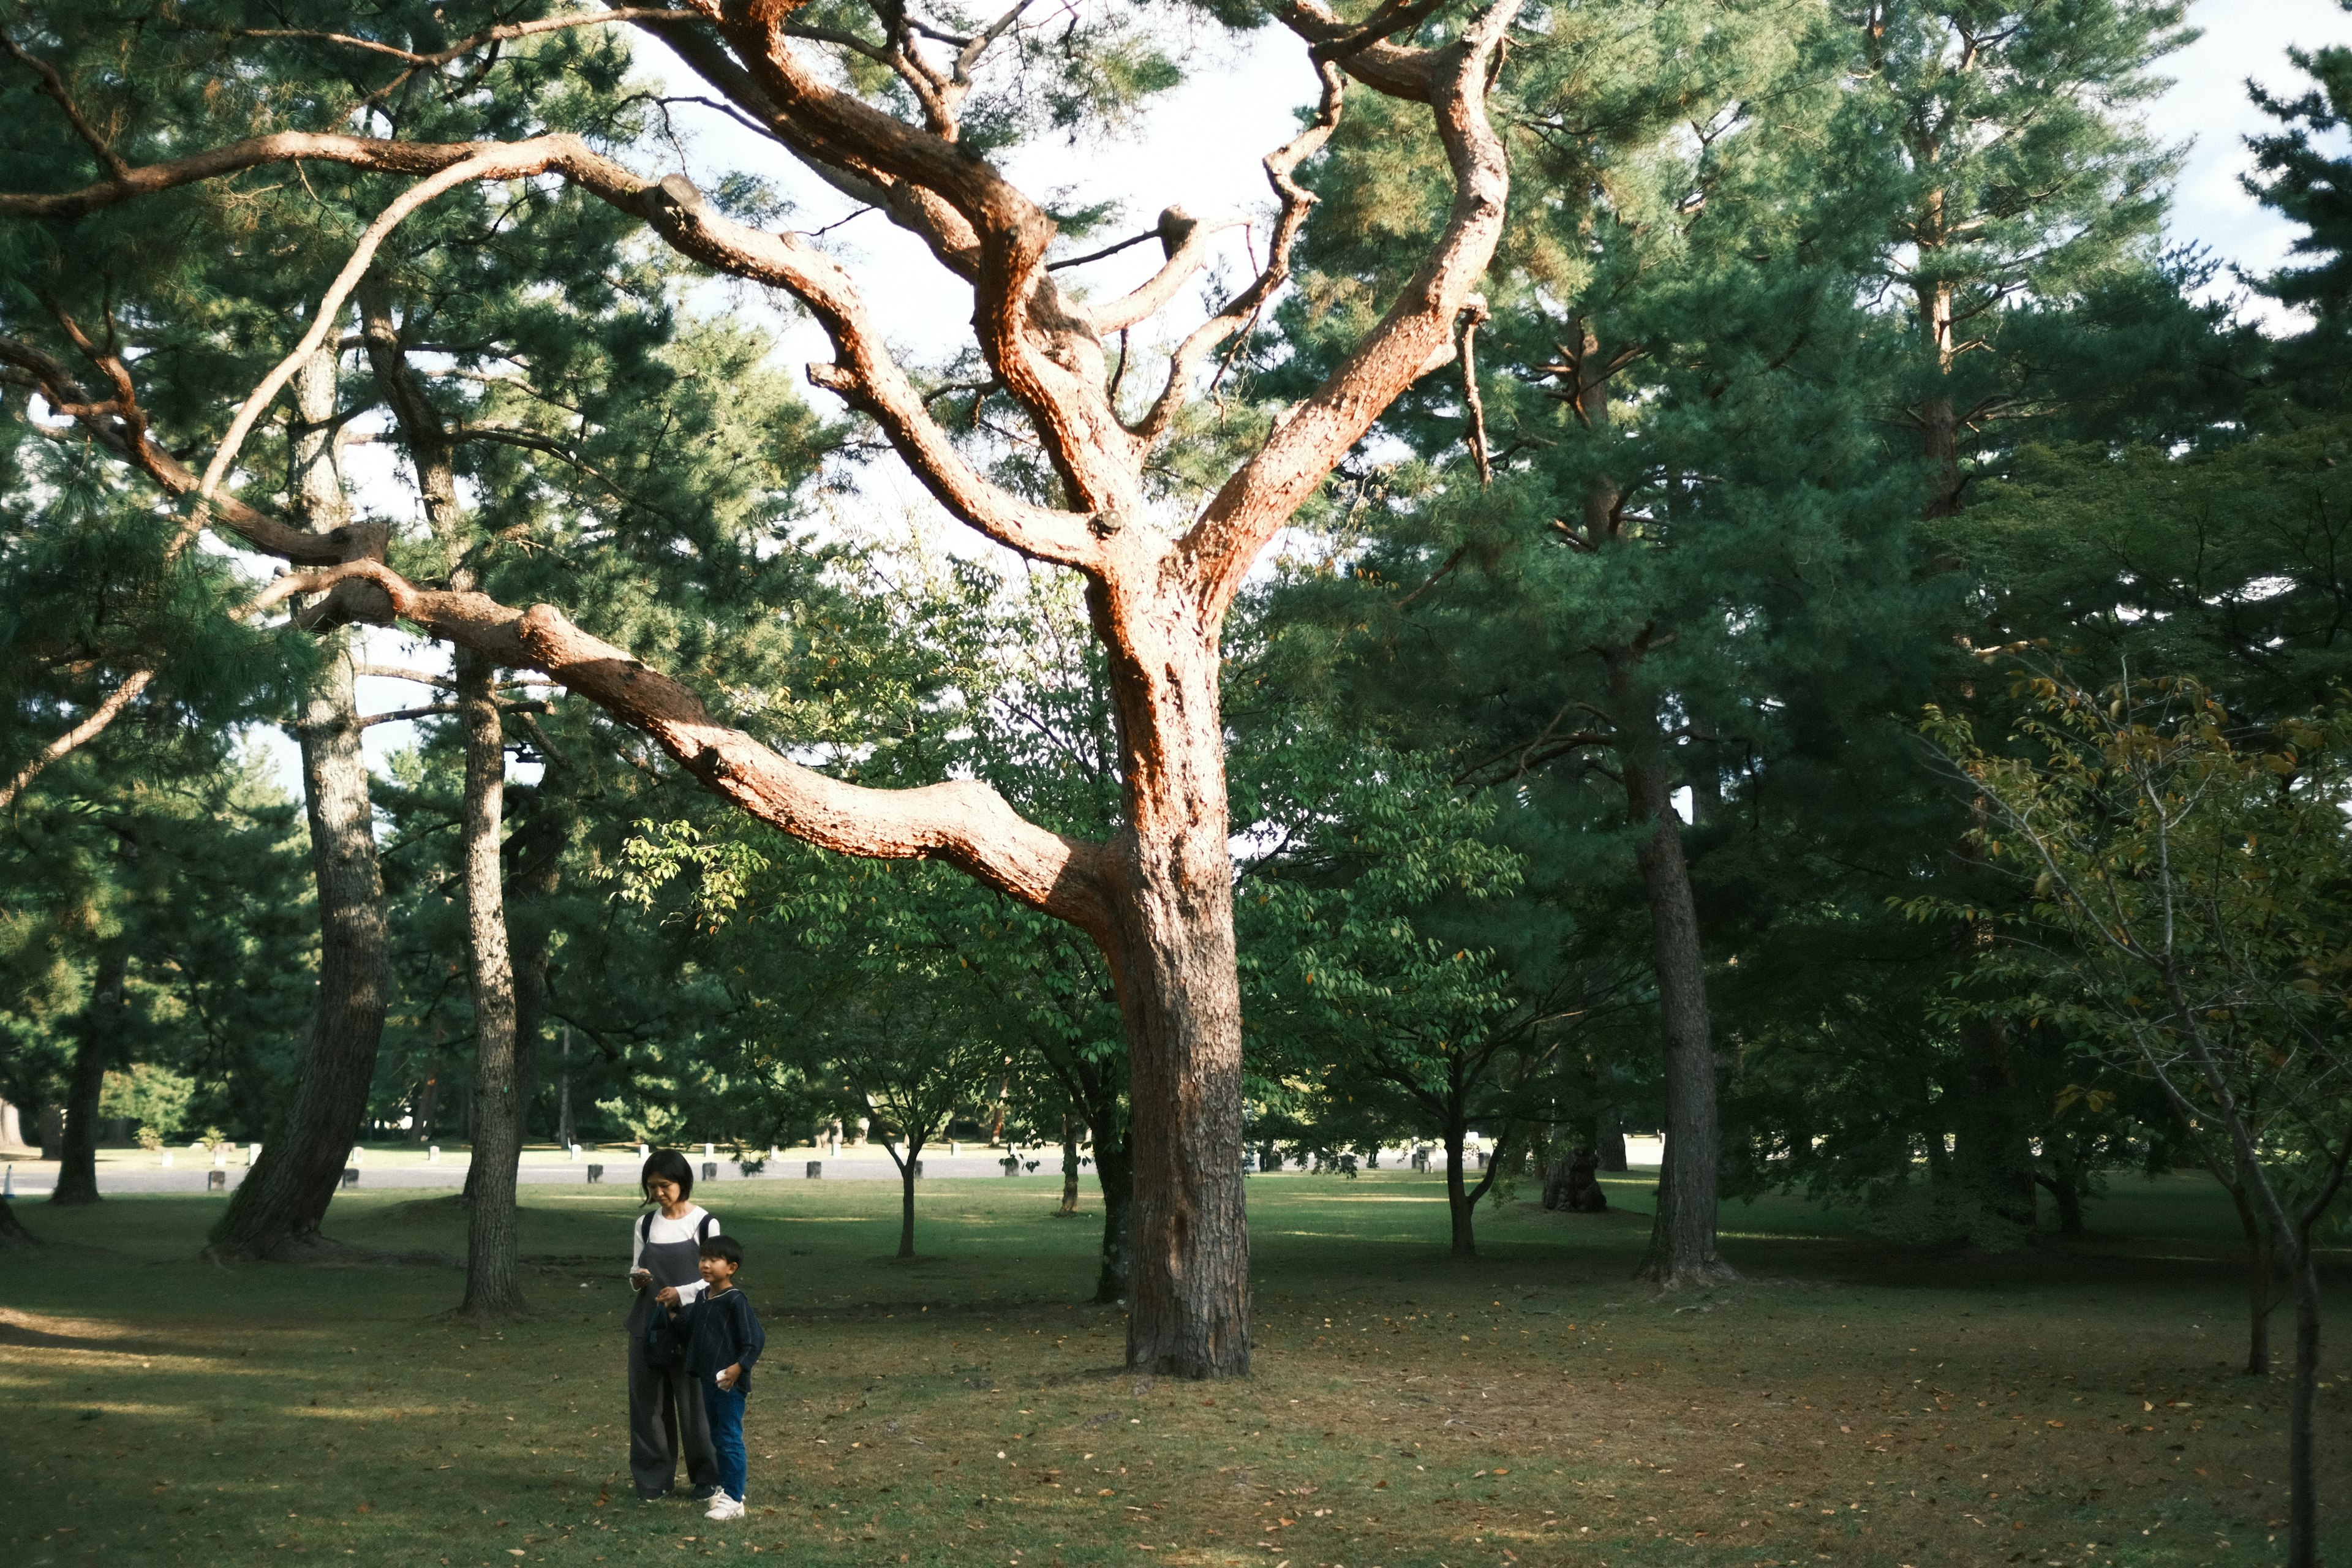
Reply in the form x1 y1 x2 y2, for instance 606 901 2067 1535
677 1234 765 1520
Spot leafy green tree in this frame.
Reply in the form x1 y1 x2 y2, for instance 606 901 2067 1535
1926 666 2352 1568
0 742 310 1205
1243 745 1585 1257
813 872 1013 1260
617 550 1146 1293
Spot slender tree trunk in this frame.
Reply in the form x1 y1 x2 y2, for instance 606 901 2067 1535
454 649 527 1319
2045 1169 2084 1237
211 350 390 1261
1041 1019 1133 1302
894 1139 923 1259
2285 1240 2321 1568
1597 1114 1628 1172
2228 1186 2274 1376
1442 1123 1476 1259
50 948 125 1207
557 1027 576 1149
1091 1135 1134 1305
1617 706 1733 1288
1916 269 1963 518
1951 1020 2035 1231
503 802 564 1161
1060 1112 1082 1215
1582 352 1727 1287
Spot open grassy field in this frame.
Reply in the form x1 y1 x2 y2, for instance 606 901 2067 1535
2 1168 2345 1567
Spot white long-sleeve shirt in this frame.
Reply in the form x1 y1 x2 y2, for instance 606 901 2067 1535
628 1205 719 1303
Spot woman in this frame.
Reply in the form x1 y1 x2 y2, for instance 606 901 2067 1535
627 1148 722 1501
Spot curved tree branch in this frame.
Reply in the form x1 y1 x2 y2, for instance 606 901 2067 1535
1 133 1102 573
1133 59 1346 447
1182 0 1520 620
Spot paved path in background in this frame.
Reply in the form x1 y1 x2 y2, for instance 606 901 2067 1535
1 1137 1662 1200
0 1152 1058 1198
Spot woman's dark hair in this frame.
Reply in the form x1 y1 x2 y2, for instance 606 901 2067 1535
640 1148 695 1204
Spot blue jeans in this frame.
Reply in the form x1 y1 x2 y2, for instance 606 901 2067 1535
706 1377 747 1504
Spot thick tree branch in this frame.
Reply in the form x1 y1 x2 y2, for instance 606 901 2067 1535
6 347 1117 935
1182 0 1520 620
1 132 1102 572
1275 0 1448 101
685 4 1137 512
0 331 380 566
360 566 1112 938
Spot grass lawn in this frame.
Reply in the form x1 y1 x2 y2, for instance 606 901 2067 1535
2 1168 2345 1567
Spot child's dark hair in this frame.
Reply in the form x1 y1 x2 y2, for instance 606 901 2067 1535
640 1148 695 1204
700 1234 744 1267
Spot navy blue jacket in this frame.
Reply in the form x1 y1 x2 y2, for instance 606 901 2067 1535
682 1286 766 1392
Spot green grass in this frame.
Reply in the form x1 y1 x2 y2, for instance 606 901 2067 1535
2 1169 2345 1567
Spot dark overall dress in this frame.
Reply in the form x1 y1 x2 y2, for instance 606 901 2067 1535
627 1208 718 1499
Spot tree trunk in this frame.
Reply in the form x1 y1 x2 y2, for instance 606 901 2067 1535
1597 1114 1627 1172
2284 1242 2322 1568
50 948 124 1207
1091 1134 1134 1305
1095 621 1246 1373
210 643 386 1256
1620 728 1733 1288
1951 1020 2035 1232
2230 1185 2273 1376
894 1140 922 1259
1920 392 1961 518
1442 1125 1476 1259
556 1027 576 1149
2048 1170 2084 1237
453 649 527 1319
210 349 388 1262
503 801 565 1159
1038 1012 1133 1303
1060 1113 1082 1215
1916 271 1964 518
1110 880 1250 1376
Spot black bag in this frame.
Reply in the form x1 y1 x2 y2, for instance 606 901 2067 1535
644 1303 685 1368
638 1210 715 1369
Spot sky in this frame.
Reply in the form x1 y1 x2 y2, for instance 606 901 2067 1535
260 0 2352 793
2166 0 2350 322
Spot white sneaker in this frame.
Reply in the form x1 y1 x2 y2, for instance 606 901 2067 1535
704 1496 745 1520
